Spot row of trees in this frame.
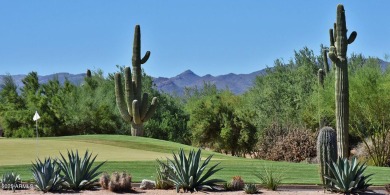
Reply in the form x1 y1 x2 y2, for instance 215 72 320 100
1 47 389 164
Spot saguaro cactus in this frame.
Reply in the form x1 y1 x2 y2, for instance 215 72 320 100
317 126 337 189
115 25 157 136
317 48 329 128
322 49 330 75
86 69 92 78
328 4 357 158
318 69 325 88
317 68 325 128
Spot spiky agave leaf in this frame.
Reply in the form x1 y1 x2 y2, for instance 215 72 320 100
58 150 105 191
324 157 372 193
31 157 63 192
163 148 224 192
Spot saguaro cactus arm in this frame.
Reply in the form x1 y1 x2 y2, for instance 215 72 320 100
348 31 357 44
141 51 150 64
318 69 325 88
115 73 132 122
322 49 330 74
124 67 134 116
142 97 158 122
140 93 149 119
132 100 142 124
328 29 339 63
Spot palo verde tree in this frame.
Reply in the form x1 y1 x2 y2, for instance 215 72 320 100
328 4 357 158
115 25 157 136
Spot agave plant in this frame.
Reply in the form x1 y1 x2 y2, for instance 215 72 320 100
31 157 63 193
58 150 105 191
1 172 21 191
160 148 224 192
155 159 174 189
254 167 283 191
325 157 373 193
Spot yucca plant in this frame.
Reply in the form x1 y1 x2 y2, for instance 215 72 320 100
243 183 258 194
58 150 105 191
160 148 224 192
1 172 21 191
31 157 63 193
155 159 174 189
325 157 373 194
254 167 283 191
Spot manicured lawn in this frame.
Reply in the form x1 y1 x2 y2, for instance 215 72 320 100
1 135 390 185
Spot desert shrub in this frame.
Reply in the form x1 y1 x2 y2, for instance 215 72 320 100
353 131 390 167
255 125 317 162
99 172 132 192
253 124 284 159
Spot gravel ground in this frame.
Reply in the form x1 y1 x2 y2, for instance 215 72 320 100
1 186 387 195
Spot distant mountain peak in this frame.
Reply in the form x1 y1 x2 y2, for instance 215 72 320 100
178 69 198 77
153 68 267 95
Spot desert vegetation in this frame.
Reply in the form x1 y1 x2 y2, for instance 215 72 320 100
0 3 390 194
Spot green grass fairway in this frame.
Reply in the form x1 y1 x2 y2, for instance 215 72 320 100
1 135 390 185
0 138 170 165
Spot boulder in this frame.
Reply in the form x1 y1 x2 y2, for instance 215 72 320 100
140 179 156 189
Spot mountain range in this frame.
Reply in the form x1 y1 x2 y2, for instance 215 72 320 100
1 59 388 95
153 69 266 95
0 69 266 95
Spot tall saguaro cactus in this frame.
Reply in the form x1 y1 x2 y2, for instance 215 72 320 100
115 25 158 136
328 4 357 158
317 48 329 128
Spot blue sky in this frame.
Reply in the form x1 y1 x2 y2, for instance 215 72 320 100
0 0 389 78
